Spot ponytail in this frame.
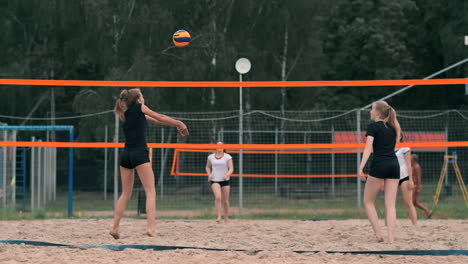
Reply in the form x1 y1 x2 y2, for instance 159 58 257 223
114 90 129 121
113 88 142 121
373 101 401 142
387 107 401 143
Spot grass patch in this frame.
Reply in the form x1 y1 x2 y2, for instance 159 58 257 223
2 190 467 220
231 210 364 220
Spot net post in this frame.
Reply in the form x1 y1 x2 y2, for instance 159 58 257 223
275 127 279 195
38 140 42 208
47 147 51 202
104 125 108 200
2 131 7 208
40 145 43 207
356 109 362 210
68 127 75 217
30 137 35 211
239 74 244 215
45 132 50 204
45 147 49 203
331 125 336 198
43 147 47 205
304 133 310 184
53 147 57 201
12 132 17 207
47 146 50 203
444 119 449 187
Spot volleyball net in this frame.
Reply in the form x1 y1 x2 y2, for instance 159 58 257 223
152 109 468 212
1 78 468 217
1 109 468 217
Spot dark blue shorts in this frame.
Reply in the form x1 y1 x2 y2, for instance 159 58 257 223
210 180 230 187
370 159 400 179
399 176 410 186
120 148 150 169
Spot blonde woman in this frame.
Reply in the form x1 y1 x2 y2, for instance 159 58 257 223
359 101 401 243
111 88 189 239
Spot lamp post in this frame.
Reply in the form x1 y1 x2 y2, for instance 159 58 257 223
235 58 251 215
465 36 467 95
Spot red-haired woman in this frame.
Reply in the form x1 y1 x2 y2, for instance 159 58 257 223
110 88 189 239
205 142 234 223
359 101 401 243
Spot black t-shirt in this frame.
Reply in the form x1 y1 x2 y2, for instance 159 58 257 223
123 103 148 149
366 121 397 162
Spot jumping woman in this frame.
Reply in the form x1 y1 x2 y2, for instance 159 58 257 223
110 88 189 239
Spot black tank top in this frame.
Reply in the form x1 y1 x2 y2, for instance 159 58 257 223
123 103 148 149
365 121 397 163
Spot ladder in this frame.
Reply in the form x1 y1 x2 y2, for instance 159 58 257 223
434 153 468 206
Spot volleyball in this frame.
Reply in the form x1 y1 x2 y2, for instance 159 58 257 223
173 30 191 47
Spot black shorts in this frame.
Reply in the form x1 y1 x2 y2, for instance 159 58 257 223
399 176 409 186
210 180 230 187
120 148 150 169
369 159 400 179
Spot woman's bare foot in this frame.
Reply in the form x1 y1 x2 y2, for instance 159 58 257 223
146 230 157 237
109 230 121 240
426 210 433 218
376 235 384 243
216 218 222 223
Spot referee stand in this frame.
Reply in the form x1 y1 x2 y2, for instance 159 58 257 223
434 152 468 206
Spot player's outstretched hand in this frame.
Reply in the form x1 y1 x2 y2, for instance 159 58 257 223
177 122 189 136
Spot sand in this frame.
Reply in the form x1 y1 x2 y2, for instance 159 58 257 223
1 218 467 263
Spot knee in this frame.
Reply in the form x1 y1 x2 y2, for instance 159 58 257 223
121 191 133 200
404 200 414 208
363 201 374 210
223 200 229 207
214 196 221 202
145 188 156 199
363 198 374 207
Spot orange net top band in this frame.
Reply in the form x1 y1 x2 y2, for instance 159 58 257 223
0 141 467 149
0 78 467 87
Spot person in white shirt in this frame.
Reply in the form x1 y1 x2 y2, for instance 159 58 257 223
395 133 417 225
205 142 234 223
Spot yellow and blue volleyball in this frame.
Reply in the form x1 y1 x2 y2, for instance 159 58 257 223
173 30 191 47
